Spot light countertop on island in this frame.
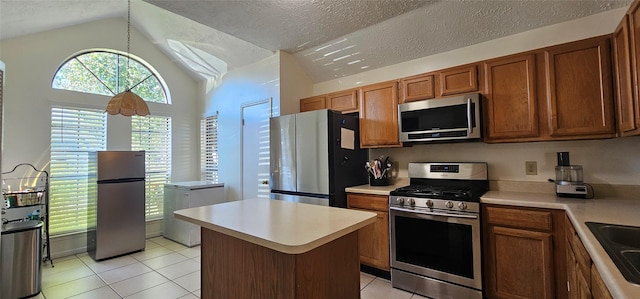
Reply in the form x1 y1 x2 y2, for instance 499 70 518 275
174 198 376 254
482 191 640 299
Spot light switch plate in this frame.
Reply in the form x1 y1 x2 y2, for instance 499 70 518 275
525 161 537 175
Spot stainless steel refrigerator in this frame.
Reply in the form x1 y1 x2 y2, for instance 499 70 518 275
270 109 368 207
87 151 146 260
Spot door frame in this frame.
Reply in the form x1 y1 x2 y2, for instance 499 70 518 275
240 98 272 200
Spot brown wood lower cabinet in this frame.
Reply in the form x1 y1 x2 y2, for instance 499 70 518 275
566 216 614 299
347 193 389 271
483 204 567 299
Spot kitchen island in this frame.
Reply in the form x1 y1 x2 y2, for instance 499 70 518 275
174 198 376 299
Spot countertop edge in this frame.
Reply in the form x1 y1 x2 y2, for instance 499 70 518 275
175 207 377 255
345 178 409 196
481 191 640 299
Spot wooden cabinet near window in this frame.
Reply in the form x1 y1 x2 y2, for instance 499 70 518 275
358 81 402 148
300 95 326 112
347 193 389 271
483 205 567 299
484 53 539 141
544 36 616 138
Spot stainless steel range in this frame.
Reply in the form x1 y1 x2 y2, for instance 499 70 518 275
389 162 488 299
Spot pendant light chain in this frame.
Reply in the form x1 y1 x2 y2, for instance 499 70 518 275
126 0 131 91
105 0 150 117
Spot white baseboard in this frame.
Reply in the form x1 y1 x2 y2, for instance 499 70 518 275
49 219 164 259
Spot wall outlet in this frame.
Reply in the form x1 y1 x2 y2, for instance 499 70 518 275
525 161 537 175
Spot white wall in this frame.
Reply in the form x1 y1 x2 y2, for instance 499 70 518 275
0 18 200 181
372 137 640 186
203 53 280 202
0 19 200 257
279 51 313 115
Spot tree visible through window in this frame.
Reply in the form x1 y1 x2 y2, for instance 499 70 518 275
52 51 168 103
50 50 172 234
50 107 106 235
132 115 172 219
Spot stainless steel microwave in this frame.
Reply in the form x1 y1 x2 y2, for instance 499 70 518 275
398 93 482 143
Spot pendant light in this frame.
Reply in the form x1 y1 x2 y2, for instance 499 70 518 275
106 0 150 117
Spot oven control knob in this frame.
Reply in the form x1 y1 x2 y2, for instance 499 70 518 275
396 197 405 205
445 201 454 209
426 200 434 208
458 202 468 210
408 198 415 206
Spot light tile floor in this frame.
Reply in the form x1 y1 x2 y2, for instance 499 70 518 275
35 237 427 299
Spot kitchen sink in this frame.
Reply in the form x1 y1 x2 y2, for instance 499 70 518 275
586 222 640 285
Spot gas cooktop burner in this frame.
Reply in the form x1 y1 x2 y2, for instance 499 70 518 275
389 162 489 202
391 185 476 200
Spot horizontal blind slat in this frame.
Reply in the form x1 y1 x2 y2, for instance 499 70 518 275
50 107 106 235
132 115 171 219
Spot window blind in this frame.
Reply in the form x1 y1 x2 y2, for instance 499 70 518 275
50 107 106 235
132 115 171 220
200 115 219 182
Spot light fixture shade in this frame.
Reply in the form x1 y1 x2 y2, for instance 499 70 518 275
106 90 150 116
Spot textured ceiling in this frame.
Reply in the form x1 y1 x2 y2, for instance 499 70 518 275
144 0 434 53
0 0 633 83
293 0 633 82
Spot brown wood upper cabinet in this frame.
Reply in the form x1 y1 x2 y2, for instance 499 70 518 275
439 64 479 96
299 89 358 113
484 53 539 141
327 89 358 113
399 73 435 103
544 36 616 138
358 81 402 148
483 205 567 299
300 95 326 112
613 14 637 136
615 2 640 137
399 65 479 103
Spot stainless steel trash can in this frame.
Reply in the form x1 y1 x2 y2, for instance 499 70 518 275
1 220 43 299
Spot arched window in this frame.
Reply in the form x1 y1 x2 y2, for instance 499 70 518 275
49 50 173 235
52 50 170 104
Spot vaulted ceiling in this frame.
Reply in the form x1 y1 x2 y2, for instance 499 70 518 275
0 0 632 83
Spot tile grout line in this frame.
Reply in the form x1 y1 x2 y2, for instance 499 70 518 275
78 242 196 299
40 240 384 299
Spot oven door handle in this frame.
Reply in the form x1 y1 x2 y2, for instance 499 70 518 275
390 206 478 219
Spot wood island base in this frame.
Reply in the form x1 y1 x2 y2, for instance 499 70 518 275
201 228 360 299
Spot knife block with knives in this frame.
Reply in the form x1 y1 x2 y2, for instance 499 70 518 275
366 156 392 186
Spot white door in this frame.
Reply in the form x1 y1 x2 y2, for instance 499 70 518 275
241 100 271 200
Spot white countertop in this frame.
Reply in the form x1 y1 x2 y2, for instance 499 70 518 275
174 198 376 254
482 191 640 299
345 178 409 196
